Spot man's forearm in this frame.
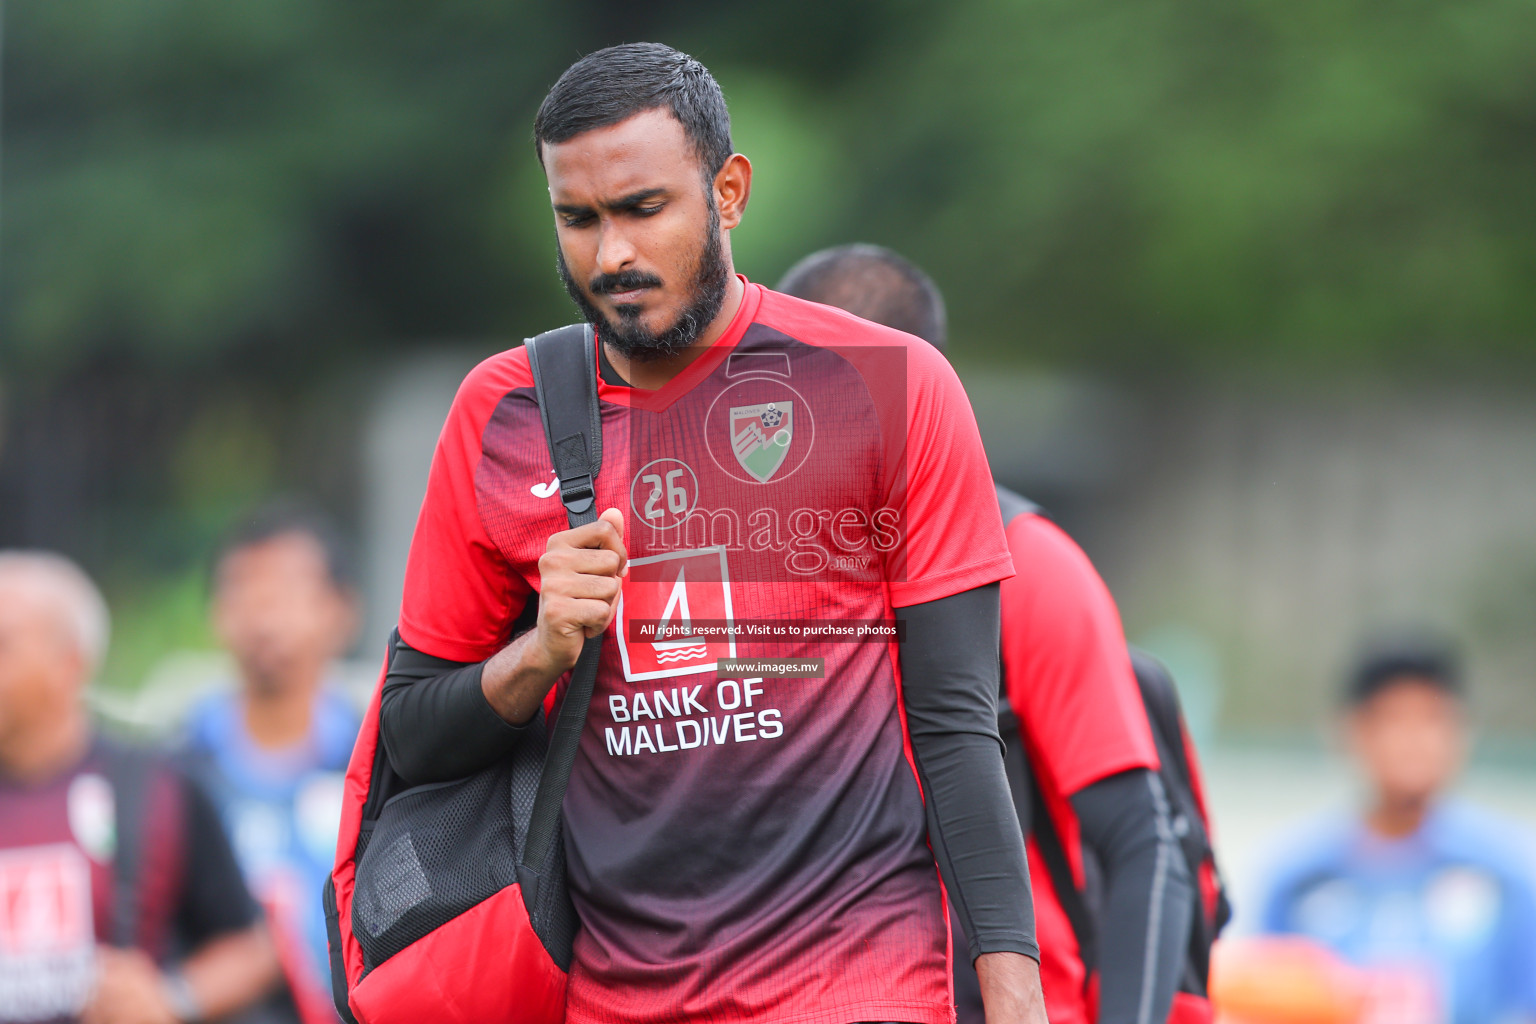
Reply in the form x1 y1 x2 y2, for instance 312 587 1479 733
911 731 1039 960
382 508 626 784
377 631 567 784
180 923 281 1020
379 638 528 784
976 953 1048 1024
480 628 564 724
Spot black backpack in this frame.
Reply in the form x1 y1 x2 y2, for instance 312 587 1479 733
997 653 1230 996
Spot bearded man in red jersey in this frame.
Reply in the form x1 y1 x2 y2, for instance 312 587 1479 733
376 43 1046 1024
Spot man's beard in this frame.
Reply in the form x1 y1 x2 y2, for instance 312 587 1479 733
556 204 729 363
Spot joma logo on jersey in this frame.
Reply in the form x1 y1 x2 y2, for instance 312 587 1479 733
730 402 793 483
616 547 736 681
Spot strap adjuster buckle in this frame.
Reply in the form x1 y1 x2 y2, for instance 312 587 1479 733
559 473 595 514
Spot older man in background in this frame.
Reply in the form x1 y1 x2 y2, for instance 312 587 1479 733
0 550 281 1024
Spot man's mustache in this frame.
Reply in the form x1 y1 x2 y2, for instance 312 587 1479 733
591 270 663 296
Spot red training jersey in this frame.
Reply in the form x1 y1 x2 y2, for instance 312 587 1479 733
398 279 1013 1024
998 507 1159 1024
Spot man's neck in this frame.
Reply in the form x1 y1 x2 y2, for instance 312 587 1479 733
1365 794 1432 840
241 674 320 751
0 710 90 784
603 274 745 391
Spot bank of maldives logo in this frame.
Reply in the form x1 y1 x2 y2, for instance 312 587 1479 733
616 547 736 681
730 401 794 483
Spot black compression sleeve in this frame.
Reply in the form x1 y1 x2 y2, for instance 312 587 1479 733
896 583 1038 964
1069 768 1194 1024
378 639 527 784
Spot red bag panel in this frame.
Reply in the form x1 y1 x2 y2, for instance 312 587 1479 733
348 883 567 1024
334 657 389 992
336 661 387 874
1168 992 1213 1024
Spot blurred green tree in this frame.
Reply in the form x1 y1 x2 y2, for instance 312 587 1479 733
4 0 1536 687
839 0 1536 370
7 0 1533 372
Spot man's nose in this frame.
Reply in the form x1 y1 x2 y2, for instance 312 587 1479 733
595 221 637 277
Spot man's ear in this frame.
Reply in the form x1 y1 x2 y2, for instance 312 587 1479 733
714 154 752 229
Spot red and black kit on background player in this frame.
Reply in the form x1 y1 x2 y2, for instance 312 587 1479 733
774 240 1217 1024
951 492 1217 1024
0 740 262 1023
379 282 1038 1024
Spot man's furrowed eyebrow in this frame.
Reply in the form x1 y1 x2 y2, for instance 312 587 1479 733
606 187 668 210
554 187 669 218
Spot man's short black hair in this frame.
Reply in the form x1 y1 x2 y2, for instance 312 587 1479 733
776 244 948 350
534 43 733 182
1346 632 1464 707
214 500 356 593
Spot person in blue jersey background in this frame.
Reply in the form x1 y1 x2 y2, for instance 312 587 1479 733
180 503 362 1024
1257 635 1536 1024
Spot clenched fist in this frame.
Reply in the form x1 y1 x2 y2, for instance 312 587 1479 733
481 507 626 724
530 507 628 674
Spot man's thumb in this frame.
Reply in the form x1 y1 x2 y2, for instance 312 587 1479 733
600 506 625 538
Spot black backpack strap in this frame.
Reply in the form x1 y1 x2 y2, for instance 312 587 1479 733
100 741 151 949
519 324 604 888
994 707 1033 840
527 324 603 519
1129 649 1232 992
1130 651 1213 876
998 706 1099 981
1129 652 1192 791
995 485 1043 526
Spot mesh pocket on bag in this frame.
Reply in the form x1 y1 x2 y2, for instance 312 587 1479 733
352 711 576 974
353 762 518 972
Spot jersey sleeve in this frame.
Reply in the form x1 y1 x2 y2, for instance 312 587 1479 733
884 341 1013 607
398 356 532 663
1002 514 1158 798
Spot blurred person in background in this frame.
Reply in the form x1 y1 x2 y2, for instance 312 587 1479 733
778 245 1205 1024
1256 636 1536 1024
177 506 362 1024
0 551 281 1024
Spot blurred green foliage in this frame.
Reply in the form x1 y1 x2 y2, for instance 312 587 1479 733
4 0 1536 689
6 0 1535 375
95 564 214 700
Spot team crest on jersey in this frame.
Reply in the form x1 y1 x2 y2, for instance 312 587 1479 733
729 402 794 483
706 378 814 485
616 547 735 681
66 774 114 862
